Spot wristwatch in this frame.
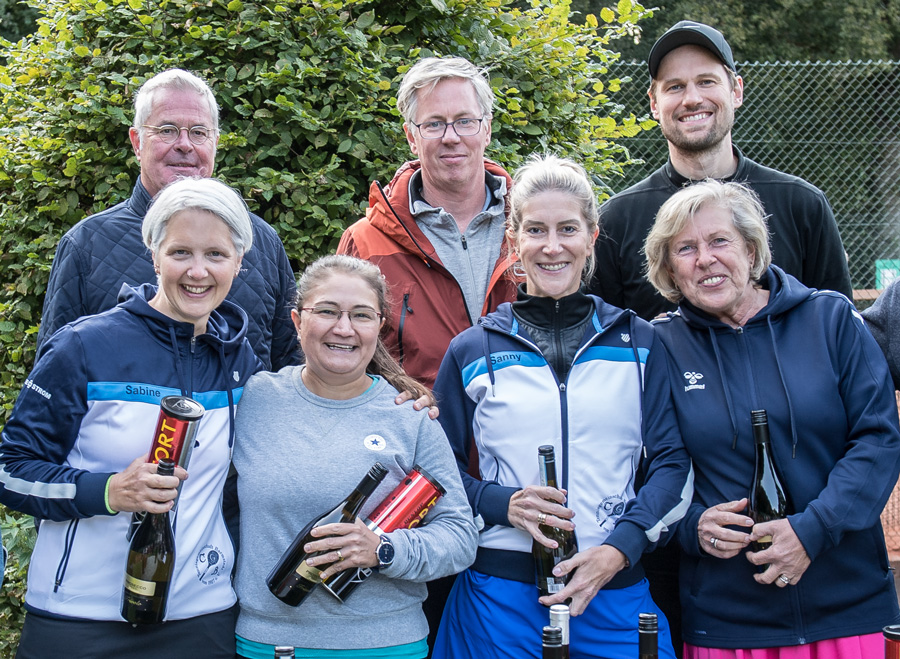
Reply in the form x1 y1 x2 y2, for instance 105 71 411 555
376 535 395 569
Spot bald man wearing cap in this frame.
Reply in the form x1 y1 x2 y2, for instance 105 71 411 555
589 20 852 321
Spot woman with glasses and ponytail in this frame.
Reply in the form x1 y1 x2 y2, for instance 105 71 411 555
232 255 477 659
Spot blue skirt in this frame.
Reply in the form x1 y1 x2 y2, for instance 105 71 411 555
432 568 676 659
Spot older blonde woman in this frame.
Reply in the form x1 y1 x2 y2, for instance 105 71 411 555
645 179 900 659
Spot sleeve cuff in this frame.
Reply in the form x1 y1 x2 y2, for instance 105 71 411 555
477 484 520 527
604 520 649 568
74 471 118 517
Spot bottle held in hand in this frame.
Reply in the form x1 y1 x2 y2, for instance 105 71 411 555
266 462 388 606
121 458 177 624
323 464 445 602
532 445 578 597
748 410 791 556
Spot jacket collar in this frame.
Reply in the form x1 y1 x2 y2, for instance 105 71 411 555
664 145 748 187
116 282 251 352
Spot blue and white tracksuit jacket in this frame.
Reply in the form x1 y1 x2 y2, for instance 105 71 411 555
0 284 262 622
433 296 693 586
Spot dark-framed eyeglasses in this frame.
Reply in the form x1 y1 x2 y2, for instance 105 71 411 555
142 124 216 145
412 116 484 140
300 306 383 327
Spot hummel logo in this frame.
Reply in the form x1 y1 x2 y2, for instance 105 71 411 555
683 371 706 392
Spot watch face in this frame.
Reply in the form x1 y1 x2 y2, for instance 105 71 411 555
378 538 395 567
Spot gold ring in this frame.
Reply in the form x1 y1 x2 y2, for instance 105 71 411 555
336 549 344 562
537 513 547 525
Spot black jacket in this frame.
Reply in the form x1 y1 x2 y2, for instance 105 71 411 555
589 148 852 320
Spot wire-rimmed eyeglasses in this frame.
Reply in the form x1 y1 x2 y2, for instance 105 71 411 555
300 306 383 327
411 117 485 140
142 124 217 146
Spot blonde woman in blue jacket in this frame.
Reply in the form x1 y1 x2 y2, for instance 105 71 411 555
432 155 693 659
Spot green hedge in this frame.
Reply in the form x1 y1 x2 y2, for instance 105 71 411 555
0 0 654 653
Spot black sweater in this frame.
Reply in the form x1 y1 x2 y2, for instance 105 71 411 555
589 147 852 320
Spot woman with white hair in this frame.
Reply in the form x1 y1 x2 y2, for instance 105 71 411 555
0 177 261 658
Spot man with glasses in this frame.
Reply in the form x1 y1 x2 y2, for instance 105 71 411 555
338 56 517 655
338 56 516 391
37 68 298 371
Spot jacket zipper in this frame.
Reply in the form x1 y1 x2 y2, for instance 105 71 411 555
53 518 80 592
398 293 412 366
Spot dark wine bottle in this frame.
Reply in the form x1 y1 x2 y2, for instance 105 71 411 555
542 625 565 659
266 462 388 606
532 445 578 597
549 604 570 659
121 458 177 625
748 410 790 555
639 612 658 659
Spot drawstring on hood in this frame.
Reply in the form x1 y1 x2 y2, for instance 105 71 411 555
675 266 812 457
121 282 253 451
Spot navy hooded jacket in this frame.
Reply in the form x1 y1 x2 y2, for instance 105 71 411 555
653 266 900 648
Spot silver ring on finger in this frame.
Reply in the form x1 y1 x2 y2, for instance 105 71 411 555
710 537 719 549
537 513 547 525
778 574 791 585
336 549 344 562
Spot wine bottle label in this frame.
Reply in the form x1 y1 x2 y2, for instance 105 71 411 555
294 560 322 583
124 573 157 596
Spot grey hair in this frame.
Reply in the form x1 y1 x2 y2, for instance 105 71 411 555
142 177 253 257
296 255 430 401
133 69 219 145
644 179 771 303
508 154 600 283
396 57 494 125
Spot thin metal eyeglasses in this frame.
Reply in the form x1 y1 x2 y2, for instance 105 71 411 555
411 116 484 139
142 124 216 145
300 306 383 326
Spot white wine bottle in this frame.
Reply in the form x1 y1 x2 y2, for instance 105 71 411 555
266 462 388 606
532 445 577 597
748 410 791 556
121 459 177 624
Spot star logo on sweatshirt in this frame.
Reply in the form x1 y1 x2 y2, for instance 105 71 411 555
364 434 387 451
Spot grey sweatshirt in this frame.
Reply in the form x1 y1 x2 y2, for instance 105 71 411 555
232 366 477 650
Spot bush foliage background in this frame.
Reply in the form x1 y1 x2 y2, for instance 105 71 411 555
0 0 652 652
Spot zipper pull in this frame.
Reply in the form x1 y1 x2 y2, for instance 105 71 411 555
461 235 468 250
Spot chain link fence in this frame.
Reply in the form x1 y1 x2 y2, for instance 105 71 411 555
607 60 900 556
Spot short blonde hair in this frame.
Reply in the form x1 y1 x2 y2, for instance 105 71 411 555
644 180 771 303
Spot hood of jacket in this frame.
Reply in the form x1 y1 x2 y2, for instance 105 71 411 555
117 282 252 355
676 264 814 330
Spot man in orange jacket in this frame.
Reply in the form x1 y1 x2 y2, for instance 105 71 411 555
338 56 517 392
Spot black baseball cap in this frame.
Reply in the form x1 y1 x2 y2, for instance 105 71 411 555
648 20 736 78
